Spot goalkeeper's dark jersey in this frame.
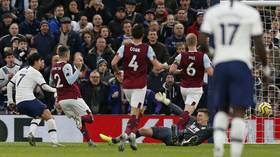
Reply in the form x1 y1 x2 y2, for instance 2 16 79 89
179 117 213 145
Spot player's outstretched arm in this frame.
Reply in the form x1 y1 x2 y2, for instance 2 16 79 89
7 81 15 105
111 54 121 74
203 54 214 76
169 63 178 74
151 59 169 71
41 84 56 93
62 63 80 85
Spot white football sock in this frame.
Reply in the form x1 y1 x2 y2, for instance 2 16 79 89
46 119 58 143
213 111 229 157
29 118 41 136
230 118 246 157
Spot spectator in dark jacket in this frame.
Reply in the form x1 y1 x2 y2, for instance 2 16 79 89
84 0 111 24
0 0 18 20
125 0 143 24
57 17 82 59
48 5 64 36
29 0 40 20
19 9 40 41
81 30 94 57
85 37 115 70
160 73 184 115
99 26 115 49
64 0 81 22
143 89 162 114
165 23 186 56
175 7 191 29
148 67 167 93
187 11 204 38
154 2 169 24
96 58 114 85
0 13 14 37
148 30 169 72
108 6 126 39
31 20 56 65
189 0 208 23
107 71 124 114
160 14 176 44
0 23 24 53
80 70 109 114
114 20 133 50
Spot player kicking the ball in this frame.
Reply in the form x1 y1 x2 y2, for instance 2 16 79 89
51 46 95 147
111 24 168 151
7 53 62 147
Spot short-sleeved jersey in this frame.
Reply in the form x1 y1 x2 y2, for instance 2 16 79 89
176 51 207 88
117 43 156 89
51 62 81 101
10 66 46 104
200 1 263 68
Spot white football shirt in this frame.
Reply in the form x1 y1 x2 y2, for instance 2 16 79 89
10 66 47 104
200 1 263 68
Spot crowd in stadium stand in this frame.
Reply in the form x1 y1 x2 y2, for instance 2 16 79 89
0 0 279 116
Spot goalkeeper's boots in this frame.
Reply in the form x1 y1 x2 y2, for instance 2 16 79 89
181 135 199 146
99 133 114 144
28 132 36 146
88 139 97 147
128 133 137 151
155 92 170 106
118 133 127 152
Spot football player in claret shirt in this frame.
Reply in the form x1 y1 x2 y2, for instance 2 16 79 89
51 46 95 146
169 33 213 133
111 24 168 151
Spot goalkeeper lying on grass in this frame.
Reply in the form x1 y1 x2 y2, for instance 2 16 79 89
100 92 213 146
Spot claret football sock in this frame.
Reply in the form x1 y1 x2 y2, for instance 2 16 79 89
125 115 138 134
135 130 141 138
80 124 91 142
177 111 190 132
81 114 93 124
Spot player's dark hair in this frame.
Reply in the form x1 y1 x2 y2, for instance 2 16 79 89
132 24 144 39
197 108 209 116
58 46 69 57
28 53 42 66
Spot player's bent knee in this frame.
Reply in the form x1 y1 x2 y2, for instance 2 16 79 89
184 105 195 114
41 109 53 121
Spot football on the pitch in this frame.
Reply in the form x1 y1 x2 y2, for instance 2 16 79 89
258 102 272 116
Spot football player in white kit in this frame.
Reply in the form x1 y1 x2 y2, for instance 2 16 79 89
7 53 62 147
199 0 270 157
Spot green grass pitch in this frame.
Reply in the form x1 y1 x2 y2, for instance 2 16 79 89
0 143 279 157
